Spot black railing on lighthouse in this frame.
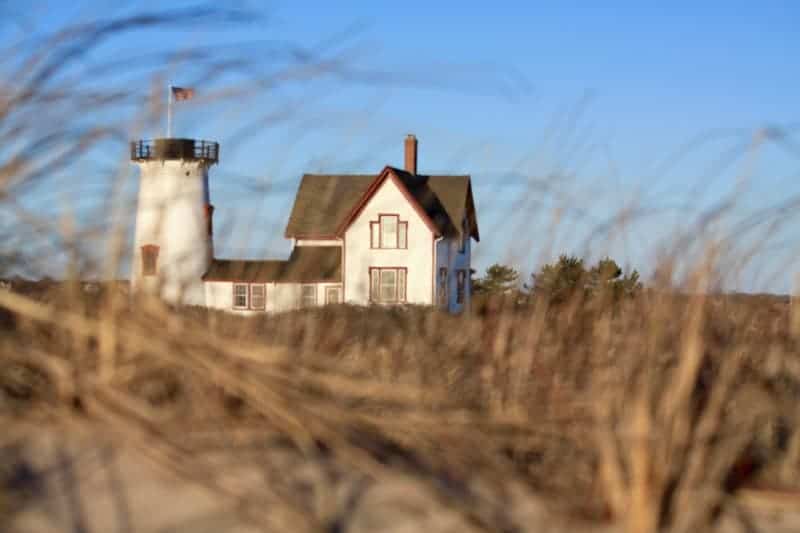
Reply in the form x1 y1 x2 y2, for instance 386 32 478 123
130 139 219 163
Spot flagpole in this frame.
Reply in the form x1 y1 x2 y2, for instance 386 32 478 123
167 84 173 138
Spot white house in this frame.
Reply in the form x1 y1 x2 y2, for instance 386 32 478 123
130 135 479 313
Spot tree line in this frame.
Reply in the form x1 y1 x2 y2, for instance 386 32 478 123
472 255 642 304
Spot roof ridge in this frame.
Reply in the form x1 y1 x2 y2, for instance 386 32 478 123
285 168 475 239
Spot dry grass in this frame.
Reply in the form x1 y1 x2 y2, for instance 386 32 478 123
0 4 799 532
1 282 799 532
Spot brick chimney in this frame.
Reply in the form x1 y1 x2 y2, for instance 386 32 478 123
404 134 417 175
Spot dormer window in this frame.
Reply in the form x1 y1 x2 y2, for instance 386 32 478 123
141 245 159 276
370 214 407 249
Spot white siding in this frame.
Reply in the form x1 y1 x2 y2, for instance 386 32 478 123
204 281 343 314
295 239 342 247
205 281 259 315
343 175 434 305
271 284 301 312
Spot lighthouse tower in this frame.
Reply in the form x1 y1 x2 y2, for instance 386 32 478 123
130 138 218 305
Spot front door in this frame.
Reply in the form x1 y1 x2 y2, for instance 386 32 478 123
325 286 342 304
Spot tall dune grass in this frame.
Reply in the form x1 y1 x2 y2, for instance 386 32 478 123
1 4 799 533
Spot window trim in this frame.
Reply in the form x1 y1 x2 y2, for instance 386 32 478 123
438 267 448 306
368 267 407 303
369 214 408 249
370 221 380 248
300 284 317 308
141 244 160 276
325 285 342 305
231 283 267 310
233 283 249 309
250 284 266 310
456 269 466 305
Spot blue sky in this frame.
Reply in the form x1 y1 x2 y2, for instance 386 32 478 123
9 1 800 291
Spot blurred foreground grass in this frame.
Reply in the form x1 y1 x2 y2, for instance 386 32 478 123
1 282 799 532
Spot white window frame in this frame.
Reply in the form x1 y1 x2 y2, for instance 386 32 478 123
250 284 266 310
325 286 342 305
233 283 249 309
300 284 317 308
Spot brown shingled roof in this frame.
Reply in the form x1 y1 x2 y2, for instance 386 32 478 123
284 174 374 237
203 246 341 283
284 167 479 241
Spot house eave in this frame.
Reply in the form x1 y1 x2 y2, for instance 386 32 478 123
334 166 441 238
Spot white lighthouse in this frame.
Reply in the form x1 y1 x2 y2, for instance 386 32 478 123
130 138 218 305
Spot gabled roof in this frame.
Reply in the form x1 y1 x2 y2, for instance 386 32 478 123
285 167 479 241
284 174 374 238
203 246 341 283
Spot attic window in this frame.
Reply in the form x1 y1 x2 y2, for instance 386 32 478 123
370 215 407 249
141 245 159 276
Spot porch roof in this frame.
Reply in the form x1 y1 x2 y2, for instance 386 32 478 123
202 246 341 283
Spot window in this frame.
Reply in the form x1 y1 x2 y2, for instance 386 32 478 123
456 270 466 304
141 245 159 276
370 215 408 249
250 284 265 310
370 222 380 248
398 270 406 302
438 267 448 306
380 270 396 301
398 222 407 249
301 285 317 307
204 204 214 237
233 283 266 310
459 217 468 253
325 286 342 304
381 216 397 248
233 283 248 309
369 268 407 303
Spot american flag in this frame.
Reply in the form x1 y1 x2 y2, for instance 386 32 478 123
171 86 195 101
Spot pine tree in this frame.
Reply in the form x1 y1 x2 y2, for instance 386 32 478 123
472 263 520 294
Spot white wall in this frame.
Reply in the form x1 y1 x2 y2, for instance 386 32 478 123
343 174 434 305
204 281 343 314
131 159 212 306
295 239 342 247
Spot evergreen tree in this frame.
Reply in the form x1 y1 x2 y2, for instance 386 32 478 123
529 255 642 303
472 263 520 294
